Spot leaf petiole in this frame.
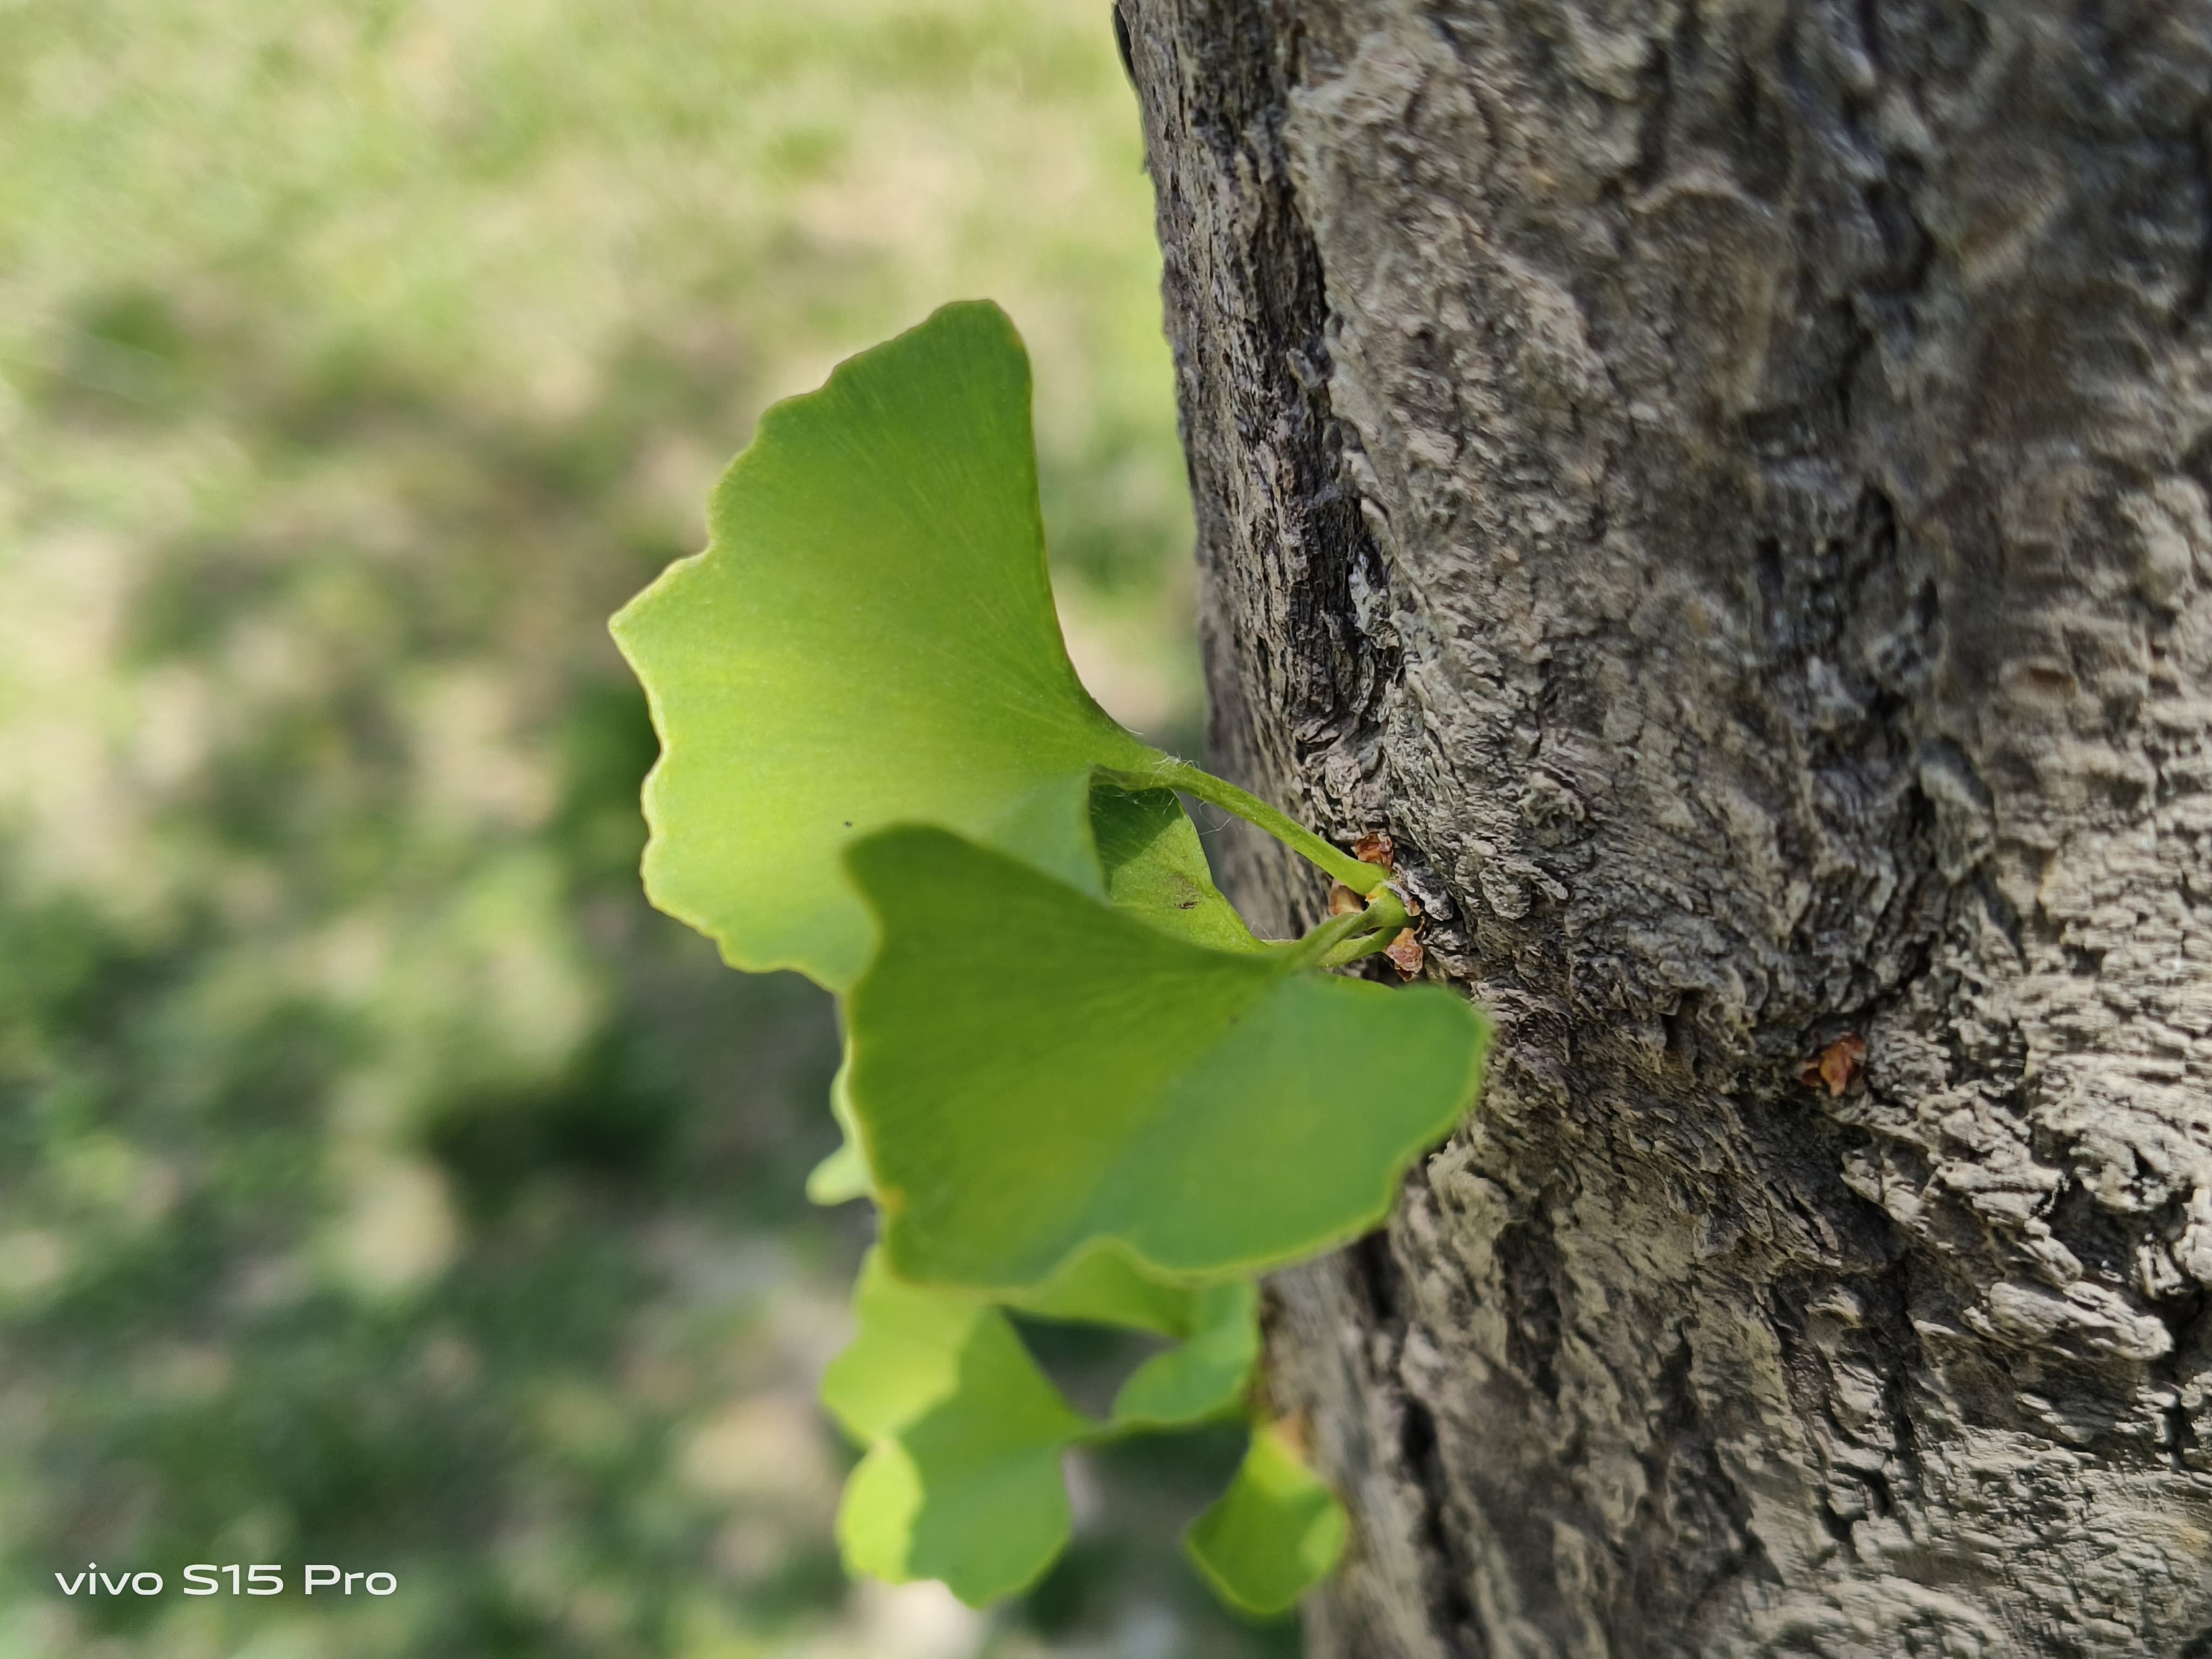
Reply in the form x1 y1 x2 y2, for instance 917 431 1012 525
1316 925 1404 969
1103 759 1390 895
1284 887 1409 970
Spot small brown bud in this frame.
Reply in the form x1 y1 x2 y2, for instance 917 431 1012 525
1799 1034 1867 1096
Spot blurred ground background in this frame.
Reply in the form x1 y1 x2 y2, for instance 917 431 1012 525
0 3 1296 1654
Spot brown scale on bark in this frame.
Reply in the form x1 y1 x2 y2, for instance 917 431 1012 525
1120 0 2212 1651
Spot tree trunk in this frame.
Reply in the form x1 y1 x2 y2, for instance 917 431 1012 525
1117 1 2212 1652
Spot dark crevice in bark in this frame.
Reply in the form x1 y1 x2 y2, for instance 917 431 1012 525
1765 1259 1927 1565
1614 1333 1781 1655
1351 1226 1485 1658
1151 0 1400 817
1629 0 1694 194
1352 1229 1402 1326
2160 1338 2206 1472
1398 1392 1484 1659
1871 1260 1930 1505
2183 105 2212 331
1494 1206 1563 1405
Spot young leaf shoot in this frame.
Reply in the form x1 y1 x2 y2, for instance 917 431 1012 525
614 300 1489 1618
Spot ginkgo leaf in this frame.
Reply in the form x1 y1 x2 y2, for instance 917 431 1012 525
610 300 1163 990
997 1245 1257 1428
1183 1421 1348 1617
1110 1279 1258 1428
812 785 1245 1208
820 1251 1000 1444
844 827 1487 1291
839 1428 1073 1609
1090 784 1259 952
804 1134 869 1206
998 1238 1201 1334
804 1050 871 1205
823 1253 1088 1606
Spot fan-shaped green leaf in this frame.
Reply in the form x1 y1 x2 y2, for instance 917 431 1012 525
839 1429 1073 1609
804 1049 871 1205
804 1135 869 1206
1110 1279 1259 1428
610 301 1162 990
996 1245 1257 1428
844 827 1487 1290
1090 784 1259 952
998 1238 1201 1333
811 783 1249 1209
824 1252 1088 1606
819 1251 994 1442
1183 1421 1348 1616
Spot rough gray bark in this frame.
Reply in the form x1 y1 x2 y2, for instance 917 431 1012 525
1117 1 2212 1653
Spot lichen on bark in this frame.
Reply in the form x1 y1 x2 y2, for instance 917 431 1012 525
1119 0 2212 1651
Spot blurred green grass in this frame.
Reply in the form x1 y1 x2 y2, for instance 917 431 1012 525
0 3 1294 1654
